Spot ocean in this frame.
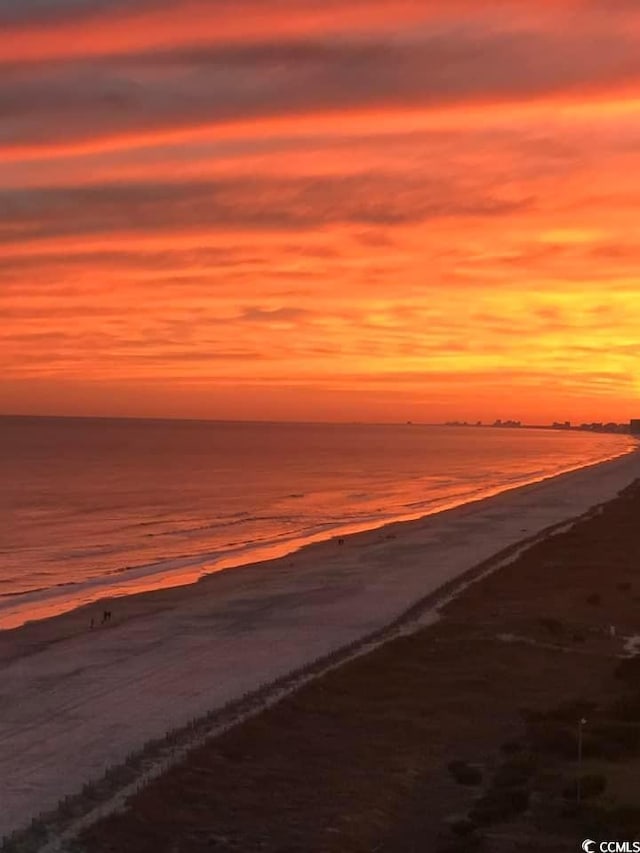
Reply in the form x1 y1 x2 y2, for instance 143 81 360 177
1 415 635 628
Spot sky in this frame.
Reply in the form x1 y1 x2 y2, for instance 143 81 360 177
2 0 640 424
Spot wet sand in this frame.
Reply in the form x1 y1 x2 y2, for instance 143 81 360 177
1 449 639 843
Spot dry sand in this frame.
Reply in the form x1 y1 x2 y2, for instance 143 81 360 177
1 449 639 841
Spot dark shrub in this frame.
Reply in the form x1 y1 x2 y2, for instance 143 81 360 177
607 805 640 836
449 818 477 837
563 773 607 800
527 722 577 759
519 707 541 724
609 693 640 722
582 773 607 798
591 722 640 759
448 761 483 786
615 657 640 684
493 754 537 788
439 831 485 853
577 803 615 836
502 789 530 815
542 700 596 723
520 700 593 727
579 804 640 837
470 787 530 826
539 617 564 636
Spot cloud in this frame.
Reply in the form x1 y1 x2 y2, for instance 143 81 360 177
0 245 255 275
2 21 640 156
0 0 131 25
240 306 314 323
3 0 106 25
0 175 530 244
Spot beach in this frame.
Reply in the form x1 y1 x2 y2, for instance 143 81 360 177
1 449 640 846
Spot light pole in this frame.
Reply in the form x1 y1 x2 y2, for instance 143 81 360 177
577 717 587 805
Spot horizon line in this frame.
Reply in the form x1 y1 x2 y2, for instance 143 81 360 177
0 412 635 429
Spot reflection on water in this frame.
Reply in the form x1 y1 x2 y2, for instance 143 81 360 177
1 416 636 628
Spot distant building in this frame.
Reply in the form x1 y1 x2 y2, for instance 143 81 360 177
579 422 628 433
631 419 640 434
492 419 521 428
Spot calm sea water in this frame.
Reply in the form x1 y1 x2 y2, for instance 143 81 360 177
0 416 635 628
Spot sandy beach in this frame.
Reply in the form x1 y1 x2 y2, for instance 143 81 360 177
1 449 639 844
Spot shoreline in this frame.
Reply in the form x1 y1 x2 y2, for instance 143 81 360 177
2 448 640 841
2 441 637 632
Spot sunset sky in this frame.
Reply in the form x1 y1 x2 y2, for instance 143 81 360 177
2 0 640 423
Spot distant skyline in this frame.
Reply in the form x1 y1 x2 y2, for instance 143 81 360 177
2 0 640 423
1 413 637 433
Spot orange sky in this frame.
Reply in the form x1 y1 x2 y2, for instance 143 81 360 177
2 0 640 423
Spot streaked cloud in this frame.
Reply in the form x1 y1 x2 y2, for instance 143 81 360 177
3 24 640 156
2 0 640 422
0 175 531 245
